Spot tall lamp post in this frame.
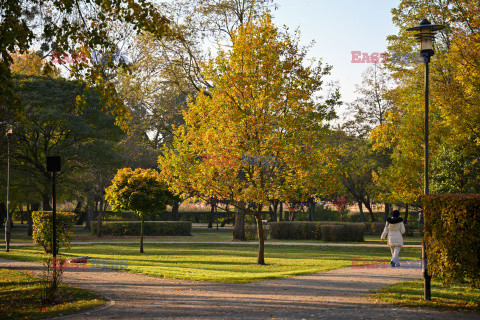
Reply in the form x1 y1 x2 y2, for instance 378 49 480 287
407 19 445 301
5 124 13 252
46 156 61 262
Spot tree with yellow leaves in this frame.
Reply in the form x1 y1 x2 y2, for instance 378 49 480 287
370 0 480 204
159 14 342 265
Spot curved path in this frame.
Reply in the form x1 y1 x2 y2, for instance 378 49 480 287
1 258 478 319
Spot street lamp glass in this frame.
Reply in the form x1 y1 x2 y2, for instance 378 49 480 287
407 19 445 53
417 33 434 51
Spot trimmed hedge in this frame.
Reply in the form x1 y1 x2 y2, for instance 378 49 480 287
362 222 414 237
91 221 192 236
423 194 480 288
321 224 365 242
32 211 76 253
363 222 386 235
245 224 270 240
269 222 364 242
269 222 322 240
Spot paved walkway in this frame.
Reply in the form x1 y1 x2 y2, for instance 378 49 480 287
1 258 478 319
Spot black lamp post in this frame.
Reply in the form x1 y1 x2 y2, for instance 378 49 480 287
46 156 61 261
5 124 13 252
407 19 445 301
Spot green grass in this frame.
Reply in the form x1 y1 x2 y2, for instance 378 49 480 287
0 243 421 283
0 268 105 320
372 279 480 312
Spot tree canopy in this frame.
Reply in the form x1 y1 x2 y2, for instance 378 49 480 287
105 167 178 252
1 0 172 129
2 74 123 210
159 14 342 263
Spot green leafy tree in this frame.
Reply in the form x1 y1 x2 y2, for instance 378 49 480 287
7 75 123 212
340 65 394 220
159 15 342 265
335 131 382 222
105 168 178 253
431 144 480 194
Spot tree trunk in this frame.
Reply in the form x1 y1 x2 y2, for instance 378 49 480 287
404 204 409 222
208 198 215 228
308 198 315 221
363 197 375 222
74 200 84 225
279 202 284 221
85 189 95 231
269 200 278 222
384 203 390 221
42 193 52 211
357 200 365 222
97 192 104 237
172 202 180 221
233 202 246 241
140 214 144 253
255 207 265 265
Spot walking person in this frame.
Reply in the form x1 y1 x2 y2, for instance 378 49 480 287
381 210 406 267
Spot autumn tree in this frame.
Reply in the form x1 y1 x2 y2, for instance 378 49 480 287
115 1 276 232
369 0 480 209
370 0 452 205
105 168 178 253
159 15 342 265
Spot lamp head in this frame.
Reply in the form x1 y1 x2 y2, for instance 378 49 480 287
6 124 13 136
407 19 445 55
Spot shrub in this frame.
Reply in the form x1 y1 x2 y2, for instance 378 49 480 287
423 194 480 288
32 211 76 254
269 221 322 240
91 221 192 236
363 222 387 235
270 222 365 242
363 222 414 237
321 223 365 242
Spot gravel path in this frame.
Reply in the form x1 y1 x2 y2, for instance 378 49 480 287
1 257 478 319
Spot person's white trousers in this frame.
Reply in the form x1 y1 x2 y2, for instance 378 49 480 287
390 246 401 266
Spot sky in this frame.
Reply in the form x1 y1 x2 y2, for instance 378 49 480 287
272 0 400 119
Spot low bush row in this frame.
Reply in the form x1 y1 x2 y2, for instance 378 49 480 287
91 221 192 236
363 222 415 236
269 222 366 242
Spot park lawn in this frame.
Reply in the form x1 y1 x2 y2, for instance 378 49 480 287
0 268 105 320
0 243 422 283
372 279 480 312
